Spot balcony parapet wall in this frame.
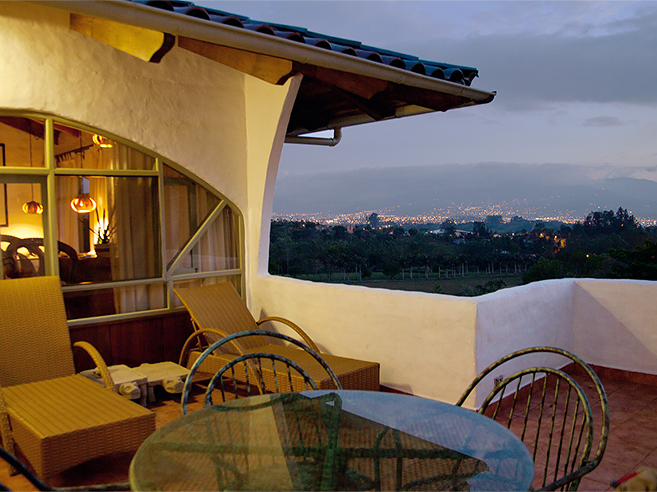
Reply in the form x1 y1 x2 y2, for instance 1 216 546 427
253 275 657 406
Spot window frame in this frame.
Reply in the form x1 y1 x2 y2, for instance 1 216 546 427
0 111 244 326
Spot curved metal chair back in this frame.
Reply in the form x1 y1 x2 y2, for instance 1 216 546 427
2 236 78 283
456 347 609 491
181 330 343 415
0 445 53 491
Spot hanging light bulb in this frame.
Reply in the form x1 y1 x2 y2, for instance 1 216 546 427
92 134 113 148
22 125 44 214
70 194 97 213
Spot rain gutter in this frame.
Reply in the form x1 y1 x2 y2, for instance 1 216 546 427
35 0 496 103
284 128 342 146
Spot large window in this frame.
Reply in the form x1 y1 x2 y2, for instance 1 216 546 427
0 114 243 323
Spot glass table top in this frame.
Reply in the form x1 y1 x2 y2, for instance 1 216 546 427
130 390 533 491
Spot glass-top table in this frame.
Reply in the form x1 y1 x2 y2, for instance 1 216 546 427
129 390 533 491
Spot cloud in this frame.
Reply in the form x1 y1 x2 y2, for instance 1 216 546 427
411 5 657 109
583 116 624 127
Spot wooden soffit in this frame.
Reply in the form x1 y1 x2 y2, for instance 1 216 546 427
178 37 294 85
70 14 174 63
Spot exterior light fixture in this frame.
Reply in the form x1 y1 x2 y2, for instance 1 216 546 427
92 134 113 148
22 126 44 214
70 193 97 214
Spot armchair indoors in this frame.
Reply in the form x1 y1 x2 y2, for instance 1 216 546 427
456 346 609 491
0 276 155 481
1 236 78 284
175 281 379 391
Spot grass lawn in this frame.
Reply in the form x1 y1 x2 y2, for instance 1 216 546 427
293 272 525 296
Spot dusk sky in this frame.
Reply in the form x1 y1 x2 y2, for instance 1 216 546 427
211 1 657 218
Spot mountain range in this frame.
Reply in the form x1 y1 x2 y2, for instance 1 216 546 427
272 163 657 221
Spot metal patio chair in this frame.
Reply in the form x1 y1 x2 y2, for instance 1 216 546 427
456 346 610 491
181 330 343 414
0 445 130 491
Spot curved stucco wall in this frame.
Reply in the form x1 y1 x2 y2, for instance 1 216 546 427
0 3 253 211
471 279 575 406
252 273 657 406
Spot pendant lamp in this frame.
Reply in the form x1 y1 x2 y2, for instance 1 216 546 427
92 134 113 148
22 126 43 214
70 194 96 213
71 133 97 213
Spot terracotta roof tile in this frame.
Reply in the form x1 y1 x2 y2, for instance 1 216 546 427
132 0 479 87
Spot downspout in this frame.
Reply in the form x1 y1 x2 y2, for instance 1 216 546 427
284 127 342 147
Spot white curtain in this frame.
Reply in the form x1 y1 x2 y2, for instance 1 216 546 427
110 176 163 313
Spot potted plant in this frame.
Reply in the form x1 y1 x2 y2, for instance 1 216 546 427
91 208 115 257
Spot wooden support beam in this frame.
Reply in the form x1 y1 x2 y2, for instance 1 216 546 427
178 37 294 85
70 14 174 63
295 64 389 100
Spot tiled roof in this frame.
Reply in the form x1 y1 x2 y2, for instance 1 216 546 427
132 0 479 87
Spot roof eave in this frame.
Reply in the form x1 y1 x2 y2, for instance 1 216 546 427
34 0 496 105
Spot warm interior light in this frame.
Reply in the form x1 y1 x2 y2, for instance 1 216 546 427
22 126 44 214
22 200 43 215
92 134 113 148
70 194 97 214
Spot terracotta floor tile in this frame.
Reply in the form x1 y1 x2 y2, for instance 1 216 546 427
578 475 613 491
3 371 657 491
587 457 641 488
638 450 657 469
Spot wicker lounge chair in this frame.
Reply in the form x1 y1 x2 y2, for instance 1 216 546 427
0 276 155 480
175 282 379 391
456 346 609 491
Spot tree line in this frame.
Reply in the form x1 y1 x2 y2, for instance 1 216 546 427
269 208 657 292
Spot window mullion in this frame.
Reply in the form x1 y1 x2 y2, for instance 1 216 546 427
43 118 59 278
167 200 227 275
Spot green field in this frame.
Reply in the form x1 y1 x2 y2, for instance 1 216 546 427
292 272 524 296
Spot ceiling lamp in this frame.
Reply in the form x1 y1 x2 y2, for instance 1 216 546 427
92 134 113 148
70 193 97 214
22 127 44 214
22 200 43 215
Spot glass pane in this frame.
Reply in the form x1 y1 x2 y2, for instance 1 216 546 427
0 117 46 168
1 181 45 280
171 207 239 275
56 175 161 283
64 283 166 319
54 126 155 170
163 165 220 266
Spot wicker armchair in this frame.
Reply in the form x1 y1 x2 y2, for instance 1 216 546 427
175 281 379 391
455 346 610 491
181 330 343 414
0 276 155 480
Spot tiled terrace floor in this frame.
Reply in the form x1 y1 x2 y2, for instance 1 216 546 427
2 372 657 491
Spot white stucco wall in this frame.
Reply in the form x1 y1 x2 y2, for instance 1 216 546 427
250 274 479 402
242 74 301 288
0 3 252 212
573 279 657 375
